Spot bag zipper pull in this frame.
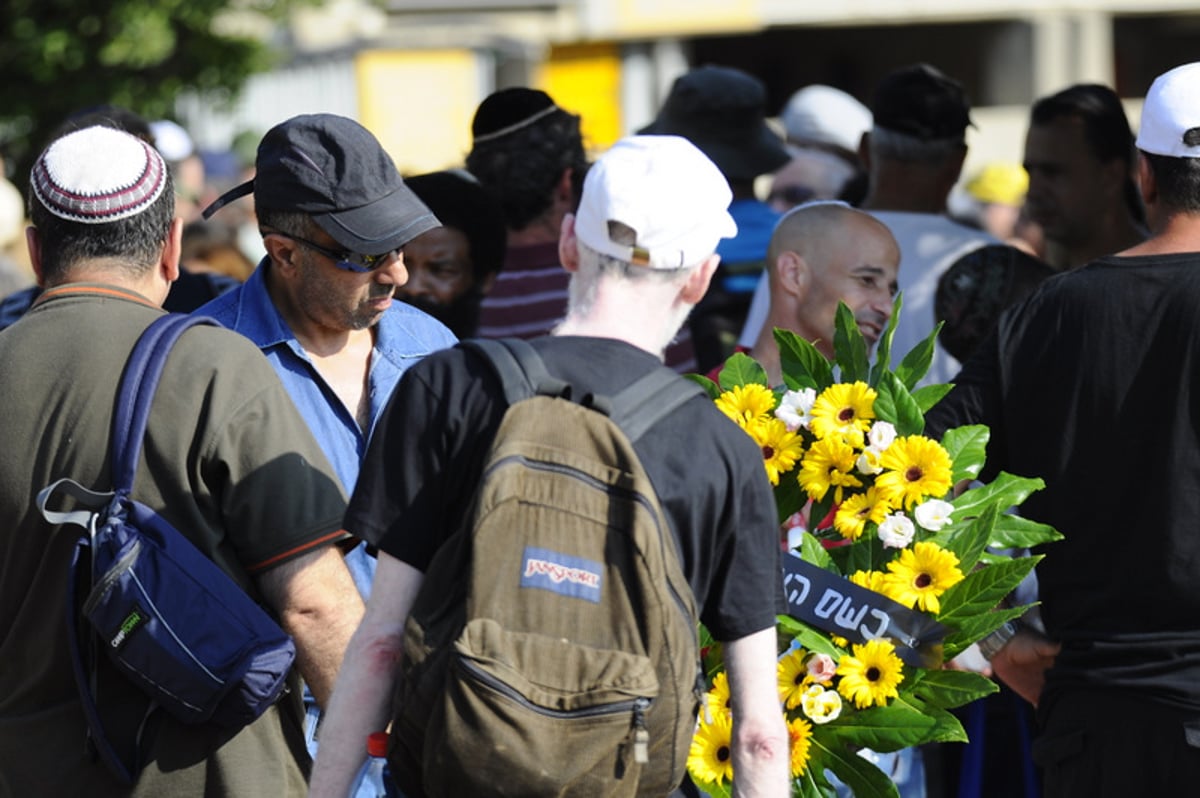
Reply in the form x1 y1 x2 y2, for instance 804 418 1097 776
633 697 650 764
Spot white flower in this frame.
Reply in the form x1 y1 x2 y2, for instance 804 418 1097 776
805 652 837 683
775 388 817 431
877 513 916 548
799 684 843 724
913 499 955 532
868 420 897 450
856 446 884 475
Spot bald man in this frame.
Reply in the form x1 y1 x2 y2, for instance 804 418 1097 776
750 203 899 385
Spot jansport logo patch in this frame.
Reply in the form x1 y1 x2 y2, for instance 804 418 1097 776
520 546 603 603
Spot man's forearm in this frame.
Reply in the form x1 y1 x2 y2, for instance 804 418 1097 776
257 544 365 707
309 553 425 798
725 627 790 798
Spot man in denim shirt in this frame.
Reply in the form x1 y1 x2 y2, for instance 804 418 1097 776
198 114 456 786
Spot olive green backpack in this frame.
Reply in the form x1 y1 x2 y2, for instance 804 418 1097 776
388 338 704 797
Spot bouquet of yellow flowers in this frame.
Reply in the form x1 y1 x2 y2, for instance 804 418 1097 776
687 300 1061 797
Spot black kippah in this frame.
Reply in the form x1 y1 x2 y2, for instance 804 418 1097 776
471 88 559 143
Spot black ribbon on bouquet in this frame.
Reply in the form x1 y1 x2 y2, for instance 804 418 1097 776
781 555 947 669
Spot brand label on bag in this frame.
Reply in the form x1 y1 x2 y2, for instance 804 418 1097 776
110 605 147 651
520 546 602 603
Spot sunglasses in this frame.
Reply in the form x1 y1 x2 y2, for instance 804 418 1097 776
274 232 398 273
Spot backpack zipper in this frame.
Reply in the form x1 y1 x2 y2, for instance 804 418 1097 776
457 656 653 763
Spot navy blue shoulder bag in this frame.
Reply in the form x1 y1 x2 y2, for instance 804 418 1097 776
37 313 297 783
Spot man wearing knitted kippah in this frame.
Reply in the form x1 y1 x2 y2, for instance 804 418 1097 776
0 125 362 795
928 62 1200 796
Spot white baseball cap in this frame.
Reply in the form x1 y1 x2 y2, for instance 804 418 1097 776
573 135 737 270
780 85 872 154
1136 62 1200 158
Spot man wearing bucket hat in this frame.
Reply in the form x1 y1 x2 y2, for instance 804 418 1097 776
641 64 791 373
927 62 1200 796
197 114 457 785
0 125 359 795
311 135 788 797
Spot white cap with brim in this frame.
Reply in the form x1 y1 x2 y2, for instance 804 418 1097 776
573 135 737 270
1136 62 1200 158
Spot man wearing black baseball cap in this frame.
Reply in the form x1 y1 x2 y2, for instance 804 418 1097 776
198 113 457 787
858 63 998 389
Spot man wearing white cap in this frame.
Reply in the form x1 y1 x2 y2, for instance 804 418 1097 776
0 126 362 794
311 135 789 797
926 62 1200 795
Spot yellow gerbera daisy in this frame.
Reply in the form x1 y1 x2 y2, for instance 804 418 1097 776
744 415 805 485
833 487 892 541
836 638 905 709
704 671 733 720
715 383 776 427
688 707 735 786
798 436 863 503
847 568 889 594
777 647 809 709
874 435 954 510
881 540 965 614
787 717 814 778
809 381 876 447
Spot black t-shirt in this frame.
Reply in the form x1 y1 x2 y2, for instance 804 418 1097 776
346 335 782 642
927 254 1200 710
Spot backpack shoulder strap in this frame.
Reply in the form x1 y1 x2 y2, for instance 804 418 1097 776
608 367 704 445
458 338 570 406
110 314 218 492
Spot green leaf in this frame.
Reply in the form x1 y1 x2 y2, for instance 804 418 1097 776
828 535 886 576
799 532 837 571
777 328 834 391
894 323 941 391
811 735 901 798
870 293 904 385
684 372 721 399
951 473 1045 519
833 302 870 383
717 352 769 390
909 669 999 710
795 765 839 798
875 370 924 436
688 774 733 798
778 616 845 659
773 472 807 526
823 701 939 752
941 502 1000 572
942 605 1031 660
910 383 954 414
940 424 989 483
989 513 1065 548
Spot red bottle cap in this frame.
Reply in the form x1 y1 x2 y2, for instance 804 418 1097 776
366 731 389 758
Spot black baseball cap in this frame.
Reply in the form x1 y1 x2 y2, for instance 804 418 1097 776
203 113 438 254
872 64 973 141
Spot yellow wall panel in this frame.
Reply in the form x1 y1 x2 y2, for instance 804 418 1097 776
612 0 760 36
356 49 482 175
537 44 623 156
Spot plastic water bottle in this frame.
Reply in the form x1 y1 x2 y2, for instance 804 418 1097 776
349 731 390 798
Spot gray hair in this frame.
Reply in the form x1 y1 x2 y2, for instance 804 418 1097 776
870 126 965 165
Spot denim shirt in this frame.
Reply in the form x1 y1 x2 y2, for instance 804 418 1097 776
196 259 458 595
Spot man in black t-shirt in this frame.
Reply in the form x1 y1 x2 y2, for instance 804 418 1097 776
926 62 1200 796
310 135 790 797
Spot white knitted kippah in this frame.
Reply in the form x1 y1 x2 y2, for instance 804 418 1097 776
31 126 167 224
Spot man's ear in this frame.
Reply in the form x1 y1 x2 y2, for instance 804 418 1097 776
161 217 183 284
25 226 44 286
263 232 302 276
774 250 809 300
478 270 499 295
1137 152 1157 208
680 254 720 305
558 213 580 273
